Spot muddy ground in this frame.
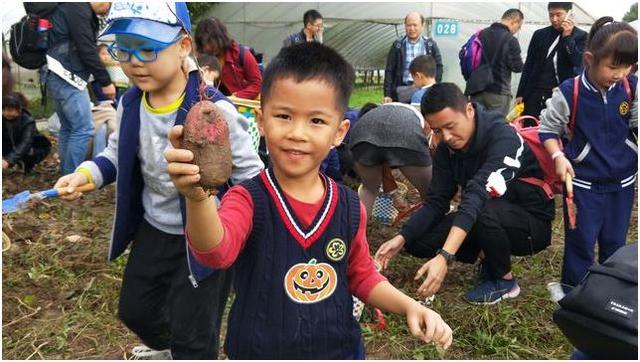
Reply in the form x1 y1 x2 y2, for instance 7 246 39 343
2 142 637 359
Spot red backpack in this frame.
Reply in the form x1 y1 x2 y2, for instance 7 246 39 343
511 76 633 198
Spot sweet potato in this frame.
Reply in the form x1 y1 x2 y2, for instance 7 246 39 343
182 100 232 193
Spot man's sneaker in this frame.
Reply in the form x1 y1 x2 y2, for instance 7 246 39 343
473 259 490 286
130 345 172 360
464 278 520 305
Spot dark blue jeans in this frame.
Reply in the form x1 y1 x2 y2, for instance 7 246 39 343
46 72 93 175
118 220 232 359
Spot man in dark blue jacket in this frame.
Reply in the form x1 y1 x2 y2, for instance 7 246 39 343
383 12 443 103
516 2 587 119
46 2 114 175
282 9 323 47
375 83 554 305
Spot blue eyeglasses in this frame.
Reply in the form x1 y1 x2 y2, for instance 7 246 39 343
107 35 184 63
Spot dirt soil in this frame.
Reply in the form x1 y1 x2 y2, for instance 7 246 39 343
2 145 637 359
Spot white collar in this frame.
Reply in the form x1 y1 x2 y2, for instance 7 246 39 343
421 81 435 90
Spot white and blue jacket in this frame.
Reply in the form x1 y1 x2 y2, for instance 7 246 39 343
79 71 263 285
539 72 638 191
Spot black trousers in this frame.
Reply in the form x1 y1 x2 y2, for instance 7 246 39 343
118 220 232 359
405 199 551 279
522 88 554 120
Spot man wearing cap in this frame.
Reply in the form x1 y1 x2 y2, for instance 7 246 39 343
46 2 115 175
52 2 263 359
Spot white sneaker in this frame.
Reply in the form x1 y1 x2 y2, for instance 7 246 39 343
547 282 572 303
130 345 172 360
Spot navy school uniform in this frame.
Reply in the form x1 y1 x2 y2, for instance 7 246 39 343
224 168 365 359
539 72 638 287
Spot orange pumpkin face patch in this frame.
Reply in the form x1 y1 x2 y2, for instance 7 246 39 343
284 258 337 304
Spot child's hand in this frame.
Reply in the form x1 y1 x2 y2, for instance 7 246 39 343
375 235 406 271
554 154 575 181
405 302 453 349
165 125 209 202
53 172 90 201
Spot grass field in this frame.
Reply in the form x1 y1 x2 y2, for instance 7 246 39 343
2 104 637 359
349 86 384 109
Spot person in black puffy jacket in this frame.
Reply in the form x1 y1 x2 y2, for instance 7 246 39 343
2 93 51 174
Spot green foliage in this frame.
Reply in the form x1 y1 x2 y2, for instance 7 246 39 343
187 3 216 25
623 3 637 22
27 98 56 120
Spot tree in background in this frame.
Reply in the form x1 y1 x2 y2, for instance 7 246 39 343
623 3 637 22
187 3 216 26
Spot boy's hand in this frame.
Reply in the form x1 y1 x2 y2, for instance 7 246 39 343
2 160 9 169
53 172 90 201
406 302 453 349
554 154 575 181
165 125 209 202
375 235 406 271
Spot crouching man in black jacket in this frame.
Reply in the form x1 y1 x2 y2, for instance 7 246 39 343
375 83 554 305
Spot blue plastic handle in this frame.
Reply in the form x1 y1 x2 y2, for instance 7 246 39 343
40 188 59 199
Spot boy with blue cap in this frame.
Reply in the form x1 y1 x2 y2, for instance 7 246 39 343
53 2 263 359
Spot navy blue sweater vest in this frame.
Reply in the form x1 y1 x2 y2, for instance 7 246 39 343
224 169 363 359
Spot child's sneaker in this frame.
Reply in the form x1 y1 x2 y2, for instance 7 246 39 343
130 345 172 360
546 281 572 303
464 278 520 305
389 188 409 211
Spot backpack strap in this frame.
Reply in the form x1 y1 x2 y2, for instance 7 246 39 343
238 44 245 68
623 76 632 102
518 177 554 199
476 29 512 66
568 76 580 133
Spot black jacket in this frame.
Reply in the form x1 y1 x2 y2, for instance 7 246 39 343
400 103 555 247
2 111 47 166
479 23 523 95
47 3 110 86
516 25 587 99
384 35 443 100
282 29 320 47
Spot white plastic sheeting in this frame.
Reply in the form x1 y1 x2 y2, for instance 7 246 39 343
206 2 595 91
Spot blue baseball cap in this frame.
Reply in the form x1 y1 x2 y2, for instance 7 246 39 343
99 2 192 45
